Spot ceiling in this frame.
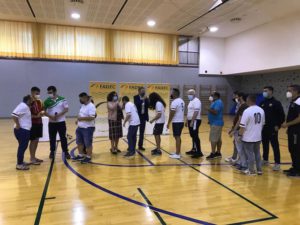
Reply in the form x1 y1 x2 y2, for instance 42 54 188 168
0 0 300 38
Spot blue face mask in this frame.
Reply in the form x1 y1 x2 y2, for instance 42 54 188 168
188 95 194 101
263 92 268 98
113 96 118 101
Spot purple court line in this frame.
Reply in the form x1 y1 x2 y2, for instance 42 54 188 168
63 153 216 225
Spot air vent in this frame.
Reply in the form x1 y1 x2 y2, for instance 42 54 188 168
230 17 242 23
70 0 84 3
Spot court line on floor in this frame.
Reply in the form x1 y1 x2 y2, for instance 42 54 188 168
137 188 167 225
144 138 278 225
63 152 215 225
34 141 59 225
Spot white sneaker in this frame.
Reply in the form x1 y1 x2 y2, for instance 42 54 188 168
257 171 263 175
169 154 181 159
272 164 281 171
242 169 256 176
262 160 269 166
225 157 233 163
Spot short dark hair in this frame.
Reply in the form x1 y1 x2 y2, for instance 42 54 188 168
47 86 57 92
107 91 117 102
31 86 40 92
79 92 89 98
213 92 221 98
122 96 129 102
247 94 257 103
172 88 180 97
264 86 274 92
289 84 300 94
23 95 31 103
138 87 145 92
237 92 247 101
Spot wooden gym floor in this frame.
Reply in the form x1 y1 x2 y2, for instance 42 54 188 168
0 116 299 225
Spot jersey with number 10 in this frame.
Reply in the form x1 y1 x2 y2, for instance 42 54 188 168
240 105 265 142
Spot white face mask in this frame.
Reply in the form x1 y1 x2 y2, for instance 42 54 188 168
49 93 54 98
286 91 293 99
209 96 214 102
188 95 194 101
235 98 239 103
35 94 40 99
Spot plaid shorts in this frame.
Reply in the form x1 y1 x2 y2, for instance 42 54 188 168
108 120 123 140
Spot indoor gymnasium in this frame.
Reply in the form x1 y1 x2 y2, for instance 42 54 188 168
1 0 300 224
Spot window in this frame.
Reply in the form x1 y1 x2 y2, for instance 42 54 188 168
178 36 199 65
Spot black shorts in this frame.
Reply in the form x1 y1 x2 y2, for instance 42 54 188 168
30 124 43 140
153 123 164 135
172 122 184 137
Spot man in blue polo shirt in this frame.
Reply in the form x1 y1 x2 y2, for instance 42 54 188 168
206 92 224 159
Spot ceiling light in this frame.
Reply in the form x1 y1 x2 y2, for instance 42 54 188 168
147 20 156 27
71 12 80 20
209 26 218 32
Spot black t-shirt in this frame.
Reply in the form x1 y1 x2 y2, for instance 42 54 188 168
260 97 285 128
287 96 300 132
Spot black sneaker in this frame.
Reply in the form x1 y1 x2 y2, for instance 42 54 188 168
206 153 216 160
151 148 158 153
214 152 222 159
191 153 204 158
186 149 196 155
152 149 162 156
49 151 55 159
81 157 91 164
72 155 85 161
116 149 122 153
124 152 135 157
64 151 71 160
283 167 295 174
138 146 146 151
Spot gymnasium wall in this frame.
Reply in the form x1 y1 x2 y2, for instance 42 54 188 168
0 59 235 117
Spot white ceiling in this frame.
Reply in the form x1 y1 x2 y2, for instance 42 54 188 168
0 0 299 38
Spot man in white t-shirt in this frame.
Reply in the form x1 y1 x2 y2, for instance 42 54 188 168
185 89 203 158
122 96 140 157
72 93 96 164
12 95 33 170
239 94 265 176
44 86 70 160
167 88 185 159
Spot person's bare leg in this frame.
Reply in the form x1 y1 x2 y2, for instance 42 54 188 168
29 140 38 161
211 142 217 154
86 146 93 158
110 140 114 151
217 140 222 153
115 138 119 150
155 135 161 150
78 144 85 155
175 136 181 155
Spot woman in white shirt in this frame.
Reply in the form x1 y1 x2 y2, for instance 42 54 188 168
149 92 166 156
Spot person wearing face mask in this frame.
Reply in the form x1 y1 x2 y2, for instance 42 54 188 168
259 86 285 171
134 87 149 151
282 85 300 177
185 89 203 158
29 87 44 165
106 91 123 154
44 86 70 159
72 93 96 164
12 95 33 170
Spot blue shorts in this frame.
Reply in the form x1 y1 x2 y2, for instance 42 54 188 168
172 122 184 137
76 127 95 148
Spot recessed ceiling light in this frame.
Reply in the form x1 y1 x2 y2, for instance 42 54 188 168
209 26 218 32
71 12 80 20
147 20 156 27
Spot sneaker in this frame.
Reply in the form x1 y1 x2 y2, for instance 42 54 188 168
186 149 196 155
30 159 41 165
225 157 233 162
35 158 44 163
235 165 248 172
151 148 158 153
262 160 269 166
49 151 55 159
116 149 122 153
242 169 256 176
169 154 181 159
287 171 300 177
272 164 281 171
257 171 263 175
152 149 162 156
72 155 85 161
64 151 71 160
191 153 204 159
124 152 135 157
81 157 91 164
138 146 146 151
214 152 222 159
206 153 216 160
283 167 294 174
16 164 30 170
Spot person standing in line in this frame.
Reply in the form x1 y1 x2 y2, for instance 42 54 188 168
206 92 224 160
239 94 265 176
185 89 204 158
134 87 149 151
149 92 166 156
282 85 300 177
73 93 96 164
123 96 140 158
167 88 185 159
29 87 45 165
44 86 70 159
228 92 248 171
107 91 123 154
12 95 33 170
260 86 285 171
